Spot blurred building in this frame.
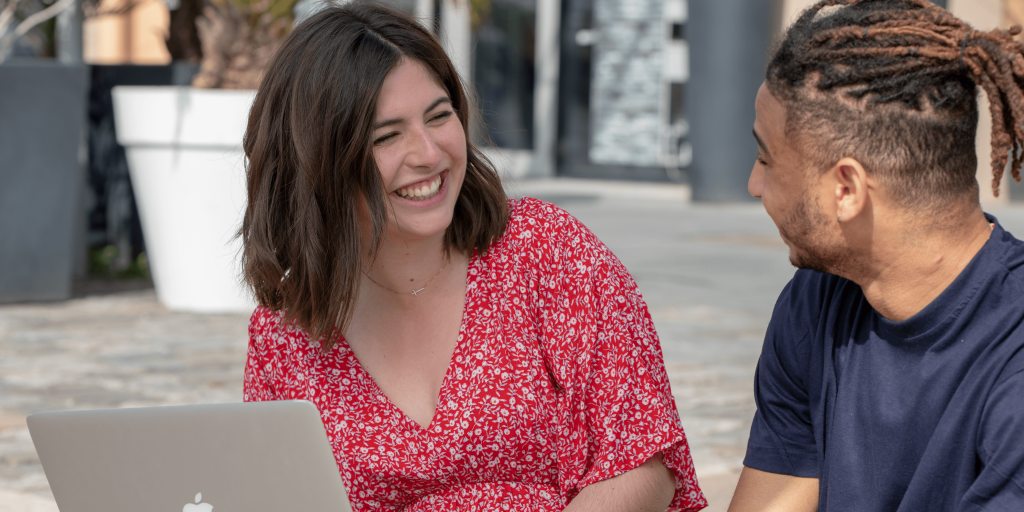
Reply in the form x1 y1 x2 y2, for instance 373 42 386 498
83 0 172 63
556 0 690 181
431 0 694 181
80 0 1024 200
82 0 692 182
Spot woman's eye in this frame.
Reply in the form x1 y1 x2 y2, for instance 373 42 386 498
429 111 453 123
756 154 768 166
373 133 397 145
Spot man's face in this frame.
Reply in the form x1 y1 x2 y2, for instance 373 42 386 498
750 82 844 273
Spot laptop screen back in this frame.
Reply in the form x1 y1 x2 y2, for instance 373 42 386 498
27 400 351 512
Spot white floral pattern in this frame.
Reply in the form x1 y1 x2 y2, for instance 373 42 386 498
244 198 707 511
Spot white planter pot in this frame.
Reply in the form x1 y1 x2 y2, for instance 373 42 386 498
112 86 256 313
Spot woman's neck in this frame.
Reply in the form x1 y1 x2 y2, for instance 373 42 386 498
362 232 452 296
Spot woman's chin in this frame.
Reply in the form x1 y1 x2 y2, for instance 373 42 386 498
386 212 455 243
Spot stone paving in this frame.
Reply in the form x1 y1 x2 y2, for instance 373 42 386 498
4 183 1023 511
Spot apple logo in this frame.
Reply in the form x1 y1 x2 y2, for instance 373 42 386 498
183 492 213 512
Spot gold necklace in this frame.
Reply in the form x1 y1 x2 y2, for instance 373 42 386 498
362 260 448 296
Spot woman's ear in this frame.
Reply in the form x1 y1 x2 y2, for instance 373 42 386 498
831 157 870 224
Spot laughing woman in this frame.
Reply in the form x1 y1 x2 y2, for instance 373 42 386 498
239 3 705 511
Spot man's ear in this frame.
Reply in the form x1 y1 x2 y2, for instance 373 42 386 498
831 157 870 224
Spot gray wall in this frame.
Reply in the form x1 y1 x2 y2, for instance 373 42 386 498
0 62 89 302
687 0 775 202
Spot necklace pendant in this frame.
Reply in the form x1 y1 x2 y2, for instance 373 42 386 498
411 287 425 296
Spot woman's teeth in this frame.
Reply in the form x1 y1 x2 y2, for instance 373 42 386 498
396 174 443 200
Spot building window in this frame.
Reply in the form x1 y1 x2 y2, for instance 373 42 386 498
471 0 537 150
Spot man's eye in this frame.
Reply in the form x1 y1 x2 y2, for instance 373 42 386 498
756 154 768 165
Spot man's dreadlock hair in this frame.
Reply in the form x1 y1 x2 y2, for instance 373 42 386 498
767 0 1024 208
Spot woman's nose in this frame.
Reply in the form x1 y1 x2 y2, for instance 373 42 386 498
406 126 442 170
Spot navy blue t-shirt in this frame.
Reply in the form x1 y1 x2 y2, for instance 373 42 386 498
744 217 1024 511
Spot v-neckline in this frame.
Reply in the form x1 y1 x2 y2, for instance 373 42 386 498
335 251 479 434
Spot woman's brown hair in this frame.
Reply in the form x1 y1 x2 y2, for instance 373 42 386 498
240 2 509 349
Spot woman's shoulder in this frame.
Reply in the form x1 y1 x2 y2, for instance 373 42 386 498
501 197 596 249
486 197 611 280
249 305 284 333
248 306 315 352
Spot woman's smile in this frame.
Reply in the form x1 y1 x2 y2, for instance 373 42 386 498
394 170 447 201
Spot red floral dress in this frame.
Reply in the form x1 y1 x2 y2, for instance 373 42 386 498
244 198 707 511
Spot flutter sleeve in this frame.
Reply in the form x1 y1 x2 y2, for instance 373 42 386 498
243 306 280 402
530 203 706 511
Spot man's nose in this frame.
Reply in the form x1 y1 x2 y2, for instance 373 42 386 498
748 162 764 198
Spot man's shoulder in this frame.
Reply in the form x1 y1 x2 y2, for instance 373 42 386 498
771 269 860 326
971 224 1024 347
762 270 862 371
788 268 847 293
994 226 1024 291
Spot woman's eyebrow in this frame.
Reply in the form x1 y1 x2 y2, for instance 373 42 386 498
425 96 452 113
372 96 452 130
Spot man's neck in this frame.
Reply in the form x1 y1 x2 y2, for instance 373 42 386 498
851 210 993 322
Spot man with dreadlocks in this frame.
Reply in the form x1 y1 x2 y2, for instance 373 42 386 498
731 1 1024 511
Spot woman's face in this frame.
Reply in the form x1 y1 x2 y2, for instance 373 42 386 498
370 58 467 243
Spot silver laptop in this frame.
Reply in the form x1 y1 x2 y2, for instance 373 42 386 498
27 400 352 512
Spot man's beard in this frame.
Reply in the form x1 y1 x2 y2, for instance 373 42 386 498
778 192 846 275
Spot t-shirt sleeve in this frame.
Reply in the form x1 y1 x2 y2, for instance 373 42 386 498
742 270 822 478
962 358 1024 510
532 206 706 511
243 307 280 402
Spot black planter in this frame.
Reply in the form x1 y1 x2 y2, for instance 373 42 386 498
0 61 89 302
86 64 199 270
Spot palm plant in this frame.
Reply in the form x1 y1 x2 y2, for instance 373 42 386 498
0 0 76 61
191 0 299 89
0 0 140 62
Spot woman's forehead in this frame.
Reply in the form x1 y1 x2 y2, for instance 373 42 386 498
376 59 449 117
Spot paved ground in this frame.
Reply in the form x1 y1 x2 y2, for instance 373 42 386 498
4 179 1024 511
